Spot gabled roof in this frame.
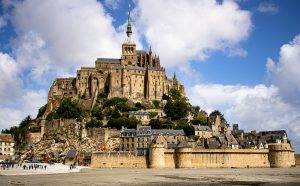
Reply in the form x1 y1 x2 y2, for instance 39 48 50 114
0 134 14 143
66 149 77 159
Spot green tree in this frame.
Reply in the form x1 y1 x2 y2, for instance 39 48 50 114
86 118 103 128
192 115 208 125
46 112 59 121
163 88 190 120
162 94 169 100
162 118 175 129
191 105 200 116
56 99 83 119
91 106 103 120
152 100 160 109
36 104 47 118
163 98 189 120
209 110 226 123
175 120 195 136
19 115 33 128
107 116 141 129
149 112 158 119
111 108 121 118
148 119 162 129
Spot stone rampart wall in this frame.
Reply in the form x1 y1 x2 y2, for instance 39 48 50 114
91 149 270 168
25 132 41 144
87 128 120 143
91 152 147 168
44 119 77 134
295 154 300 166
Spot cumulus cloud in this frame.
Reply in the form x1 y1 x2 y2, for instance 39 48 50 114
0 52 22 102
1 0 131 130
136 0 252 68
8 0 125 82
267 35 300 105
0 89 47 130
257 2 279 14
187 83 300 152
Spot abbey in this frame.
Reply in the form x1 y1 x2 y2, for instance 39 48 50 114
45 11 184 113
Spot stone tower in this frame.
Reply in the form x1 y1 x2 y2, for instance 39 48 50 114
121 7 137 67
268 135 295 168
149 136 165 168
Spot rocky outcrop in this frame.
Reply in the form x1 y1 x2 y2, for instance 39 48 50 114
21 121 98 163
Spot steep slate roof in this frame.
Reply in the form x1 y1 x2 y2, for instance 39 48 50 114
121 129 137 137
152 129 185 136
225 134 238 145
177 140 192 148
136 126 151 136
66 149 77 159
96 58 120 63
121 128 184 137
111 66 163 71
128 111 150 116
0 134 14 143
193 125 212 132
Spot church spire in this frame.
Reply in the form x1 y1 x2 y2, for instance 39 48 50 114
126 4 132 38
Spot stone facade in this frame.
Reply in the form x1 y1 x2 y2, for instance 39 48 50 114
0 133 14 156
25 132 42 145
119 126 185 152
44 13 185 115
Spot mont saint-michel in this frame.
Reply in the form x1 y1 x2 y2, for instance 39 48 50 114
1 1 300 185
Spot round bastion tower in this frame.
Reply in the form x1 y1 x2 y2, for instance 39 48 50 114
268 134 295 168
149 136 166 168
175 141 192 168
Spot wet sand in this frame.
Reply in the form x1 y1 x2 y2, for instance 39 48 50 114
1 167 300 185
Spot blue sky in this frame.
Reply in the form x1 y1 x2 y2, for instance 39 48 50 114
0 0 300 152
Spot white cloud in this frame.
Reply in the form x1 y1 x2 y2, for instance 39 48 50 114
0 89 47 130
0 52 22 102
267 34 300 105
9 0 125 81
187 83 300 152
257 2 279 14
104 0 121 10
136 0 252 68
0 108 23 130
0 0 136 131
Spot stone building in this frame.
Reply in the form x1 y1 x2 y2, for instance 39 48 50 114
0 133 14 156
128 111 150 125
193 125 213 138
45 10 185 115
119 125 185 153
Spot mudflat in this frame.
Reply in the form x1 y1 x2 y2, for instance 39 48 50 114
1 167 300 186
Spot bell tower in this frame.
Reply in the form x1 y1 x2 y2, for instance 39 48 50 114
121 4 137 66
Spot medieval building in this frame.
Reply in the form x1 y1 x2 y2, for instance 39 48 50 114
45 10 184 114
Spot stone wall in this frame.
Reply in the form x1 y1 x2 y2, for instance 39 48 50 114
295 154 300 166
91 149 271 168
43 119 77 134
25 132 41 145
268 143 295 168
91 152 147 168
87 128 120 144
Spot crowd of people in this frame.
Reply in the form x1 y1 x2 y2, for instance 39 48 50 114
0 161 48 171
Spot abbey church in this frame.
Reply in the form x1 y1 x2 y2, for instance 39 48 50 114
45 11 185 113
